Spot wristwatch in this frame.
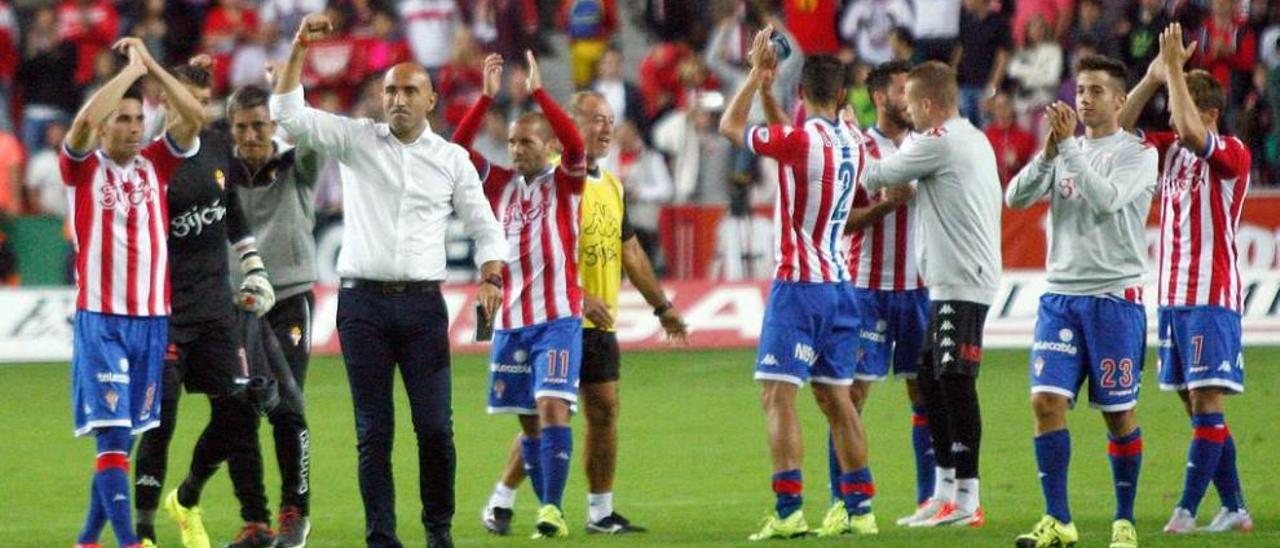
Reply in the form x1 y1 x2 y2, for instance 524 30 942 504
484 274 503 289
653 301 674 317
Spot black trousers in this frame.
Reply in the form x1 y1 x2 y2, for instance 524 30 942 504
225 293 315 515
337 282 454 548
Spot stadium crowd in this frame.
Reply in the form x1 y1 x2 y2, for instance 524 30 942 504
0 0 1278 284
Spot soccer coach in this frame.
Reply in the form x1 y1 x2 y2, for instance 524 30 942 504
270 14 507 548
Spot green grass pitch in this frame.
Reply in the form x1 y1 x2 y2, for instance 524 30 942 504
1 347 1276 547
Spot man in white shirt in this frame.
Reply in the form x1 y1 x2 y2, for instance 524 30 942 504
269 14 507 548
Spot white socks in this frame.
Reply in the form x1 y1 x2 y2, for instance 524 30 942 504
955 478 980 513
933 467 957 503
489 482 517 510
588 492 614 523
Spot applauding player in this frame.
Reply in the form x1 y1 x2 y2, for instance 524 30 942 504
453 51 588 539
1007 54 1158 548
1121 23 1254 535
721 27 878 540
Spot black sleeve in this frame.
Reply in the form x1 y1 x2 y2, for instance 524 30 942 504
620 204 636 242
224 184 253 247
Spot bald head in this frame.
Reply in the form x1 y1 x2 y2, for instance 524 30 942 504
382 62 437 142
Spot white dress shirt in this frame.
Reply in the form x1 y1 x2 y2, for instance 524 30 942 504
270 87 508 281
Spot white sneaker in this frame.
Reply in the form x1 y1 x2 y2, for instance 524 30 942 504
1201 507 1253 533
1162 507 1197 534
910 502 985 528
896 498 943 527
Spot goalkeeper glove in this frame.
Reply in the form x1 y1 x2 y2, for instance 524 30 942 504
237 246 275 317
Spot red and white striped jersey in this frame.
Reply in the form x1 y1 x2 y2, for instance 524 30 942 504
1144 130 1251 312
846 127 924 291
60 136 194 316
746 117 865 283
482 161 586 331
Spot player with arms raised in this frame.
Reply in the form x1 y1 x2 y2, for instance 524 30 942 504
1120 23 1253 535
1006 54 1158 548
452 51 588 539
63 38 204 548
836 60 934 530
720 27 877 540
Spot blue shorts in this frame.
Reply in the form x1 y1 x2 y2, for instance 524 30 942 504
71 311 168 437
487 317 583 414
1029 294 1146 411
755 282 862 386
1157 306 1244 394
851 288 929 381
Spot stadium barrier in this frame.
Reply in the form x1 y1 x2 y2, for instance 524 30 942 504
4 271 1280 363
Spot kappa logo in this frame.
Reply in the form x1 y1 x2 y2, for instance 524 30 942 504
951 442 970 453
939 304 955 315
940 320 955 331
939 337 955 348
136 475 162 488
941 352 955 364
1218 361 1232 373
761 354 779 366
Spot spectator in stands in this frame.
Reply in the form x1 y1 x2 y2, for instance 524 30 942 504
57 0 119 87
1057 35 1098 107
561 0 619 88
128 0 167 66
1013 0 1073 46
203 0 260 92
1007 15 1062 139
260 0 327 55
349 75 385 122
0 213 16 285
889 25 918 63
0 2 17 133
839 0 914 67
642 0 701 43
783 0 840 55
400 0 462 80
845 60 877 129
229 23 271 90
639 41 693 120
911 0 962 62
605 119 673 264
651 90 732 206
465 0 538 61
1260 7 1280 69
360 9 411 77
339 0 381 36
1068 0 1116 57
705 1 803 113
17 6 79 154
0 126 19 215
437 27 485 129
984 91 1036 186
299 6 362 109
23 121 66 218
591 48 648 137
1121 0 1169 77
1194 0 1256 113
471 108 511 167
1238 64 1273 184
955 0 1011 127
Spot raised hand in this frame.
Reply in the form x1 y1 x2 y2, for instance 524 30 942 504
525 50 542 92
187 53 214 71
1158 23 1197 75
482 53 503 98
113 37 154 70
295 14 333 46
1049 101 1078 142
748 24 778 72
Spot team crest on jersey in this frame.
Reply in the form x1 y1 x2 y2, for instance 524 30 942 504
289 325 303 347
104 389 120 412
1033 356 1046 377
493 379 506 398
214 168 226 189
1057 177 1077 199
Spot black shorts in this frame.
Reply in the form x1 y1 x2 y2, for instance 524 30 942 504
265 290 315 388
580 328 621 384
920 300 989 378
164 313 249 397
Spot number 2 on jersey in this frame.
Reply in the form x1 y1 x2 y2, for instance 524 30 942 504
829 159 856 246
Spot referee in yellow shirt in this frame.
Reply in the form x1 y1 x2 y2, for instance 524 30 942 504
481 91 688 536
